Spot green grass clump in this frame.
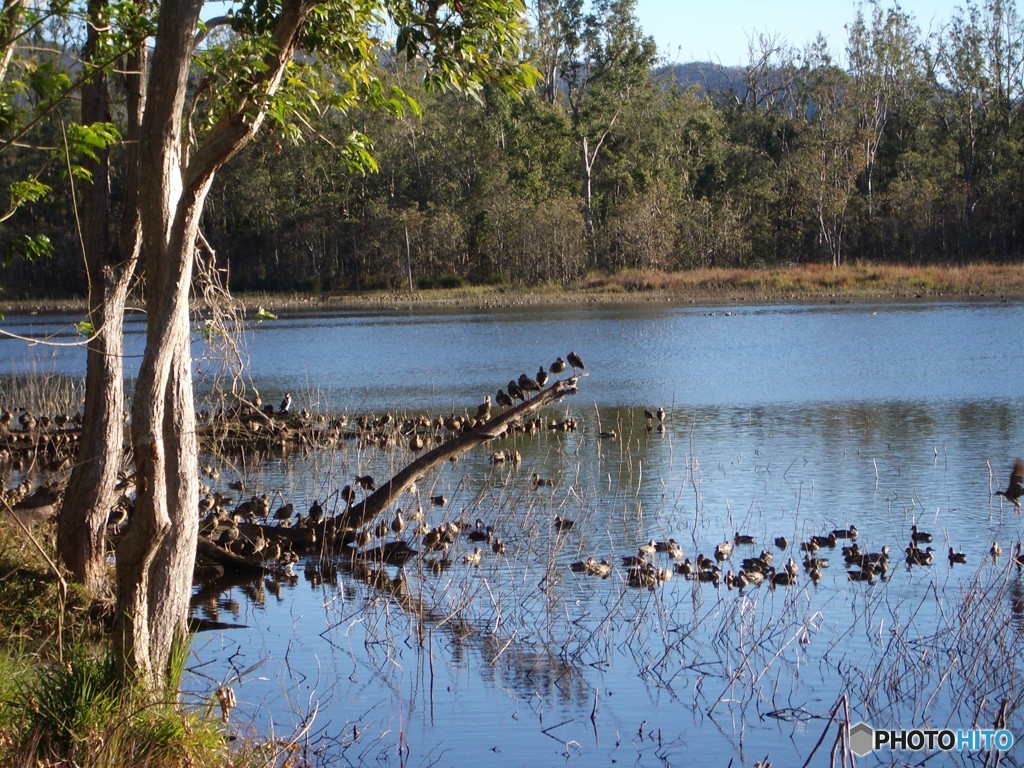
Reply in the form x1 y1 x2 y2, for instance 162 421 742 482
0 642 231 766
19 643 120 758
0 514 259 768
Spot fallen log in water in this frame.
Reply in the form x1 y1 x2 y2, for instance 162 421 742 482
191 373 582 575
337 374 582 530
196 537 270 575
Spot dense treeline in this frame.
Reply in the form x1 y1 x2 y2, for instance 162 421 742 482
3 0 1023 296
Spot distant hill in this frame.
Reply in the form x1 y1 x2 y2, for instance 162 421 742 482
656 61 747 94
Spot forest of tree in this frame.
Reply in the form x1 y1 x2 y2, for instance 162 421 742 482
3 0 1024 297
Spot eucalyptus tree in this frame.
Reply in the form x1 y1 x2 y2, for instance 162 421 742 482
526 0 570 104
846 0 925 222
7 0 535 694
933 0 1024 257
554 0 656 261
713 35 804 266
799 36 862 267
0 1 137 594
56 1 148 597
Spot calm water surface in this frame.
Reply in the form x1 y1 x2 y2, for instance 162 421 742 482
4 299 1024 766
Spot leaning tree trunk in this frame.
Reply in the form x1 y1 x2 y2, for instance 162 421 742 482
340 376 582 530
58 4 143 596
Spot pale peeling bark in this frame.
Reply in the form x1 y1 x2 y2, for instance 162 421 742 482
0 0 25 84
113 0 204 690
113 0 316 691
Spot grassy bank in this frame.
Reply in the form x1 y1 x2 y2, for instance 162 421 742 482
4 262 1024 316
0 508 266 767
227 262 1024 313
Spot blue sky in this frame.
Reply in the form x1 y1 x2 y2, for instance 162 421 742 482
634 0 965 65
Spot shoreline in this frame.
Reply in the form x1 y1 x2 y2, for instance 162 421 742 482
4 263 1024 315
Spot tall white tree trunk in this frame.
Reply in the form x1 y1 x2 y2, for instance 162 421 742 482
113 0 204 690
112 0 313 691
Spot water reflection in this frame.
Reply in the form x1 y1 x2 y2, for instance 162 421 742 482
4 300 1024 410
179 390 1024 765
5 300 1024 765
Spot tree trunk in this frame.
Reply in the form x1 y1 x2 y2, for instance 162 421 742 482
58 282 130 594
112 0 204 691
580 135 595 259
112 0 312 691
58 0 140 596
115 226 200 689
0 0 25 84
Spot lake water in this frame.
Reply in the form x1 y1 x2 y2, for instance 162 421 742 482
4 298 1024 766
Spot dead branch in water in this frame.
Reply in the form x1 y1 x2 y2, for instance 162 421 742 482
196 537 271 575
338 375 582 529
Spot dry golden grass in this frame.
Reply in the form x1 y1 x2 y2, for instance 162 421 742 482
293 262 1024 308
579 262 1024 301
4 262 1024 316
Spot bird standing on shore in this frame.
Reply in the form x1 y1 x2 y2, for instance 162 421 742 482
995 458 1024 511
279 393 292 414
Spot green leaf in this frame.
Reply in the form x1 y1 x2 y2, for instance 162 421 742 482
27 63 72 102
9 179 52 208
2 235 53 268
62 122 122 164
339 131 378 174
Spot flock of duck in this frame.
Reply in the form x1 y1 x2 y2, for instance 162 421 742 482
0 408 81 475
192 353 592 576
564 458 1024 591
569 512 1023 593
191 353 590 461
4 357 1024 607
195 475 555 579
195 453 1024 595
